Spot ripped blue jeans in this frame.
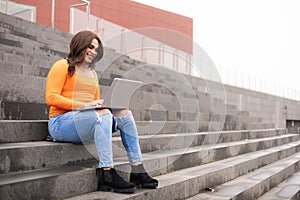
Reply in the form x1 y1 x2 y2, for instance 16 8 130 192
48 110 143 168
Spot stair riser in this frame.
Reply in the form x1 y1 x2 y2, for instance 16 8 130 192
121 153 300 200
0 121 48 143
0 120 286 143
138 129 287 153
1 135 299 175
166 138 300 174
0 169 97 200
234 160 300 200
2 143 300 200
258 171 300 199
0 143 94 174
0 121 198 143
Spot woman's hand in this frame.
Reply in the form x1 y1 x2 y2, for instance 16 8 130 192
84 99 104 108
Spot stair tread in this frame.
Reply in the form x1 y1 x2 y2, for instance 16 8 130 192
0 132 298 177
66 145 300 200
1 138 298 199
188 152 300 199
0 161 97 186
0 131 294 150
1 11 299 200
2 138 300 186
258 170 300 199
0 118 287 142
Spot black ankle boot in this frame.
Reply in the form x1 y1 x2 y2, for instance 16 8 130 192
97 168 136 193
130 164 158 189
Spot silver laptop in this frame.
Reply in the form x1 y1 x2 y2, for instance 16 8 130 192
78 78 143 111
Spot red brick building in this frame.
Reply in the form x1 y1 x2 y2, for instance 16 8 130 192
11 0 193 54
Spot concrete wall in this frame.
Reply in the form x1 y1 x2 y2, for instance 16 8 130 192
224 83 299 129
1 12 300 132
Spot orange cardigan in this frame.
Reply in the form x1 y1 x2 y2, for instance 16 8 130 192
46 59 100 117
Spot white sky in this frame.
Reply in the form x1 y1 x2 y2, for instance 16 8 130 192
133 0 300 93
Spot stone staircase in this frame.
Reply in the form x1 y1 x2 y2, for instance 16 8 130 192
1 120 300 199
1 12 300 200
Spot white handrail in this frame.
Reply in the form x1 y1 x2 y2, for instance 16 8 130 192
51 0 55 28
69 0 90 34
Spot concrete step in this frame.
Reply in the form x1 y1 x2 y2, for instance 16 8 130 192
188 152 300 200
0 119 285 143
0 129 295 174
0 36 65 65
0 71 45 103
0 120 199 143
0 59 50 78
1 136 300 199
64 141 300 200
245 122 275 130
0 13 71 51
0 161 98 200
116 133 300 176
0 141 94 174
1 50 55 73
0 102 49 120
258 170 300 200
0 120 48 143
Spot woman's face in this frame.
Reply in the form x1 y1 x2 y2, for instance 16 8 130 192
83 38 99 66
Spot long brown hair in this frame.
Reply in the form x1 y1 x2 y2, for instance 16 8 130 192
67 30 103 76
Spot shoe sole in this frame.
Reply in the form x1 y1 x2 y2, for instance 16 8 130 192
133 182 158 189
99 185 136 193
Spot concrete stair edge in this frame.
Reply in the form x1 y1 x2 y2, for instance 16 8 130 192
257 170 300 200
189 152 300 200
1 138 300 200
0 119 287 143
65 142 300 200
0 131 298 174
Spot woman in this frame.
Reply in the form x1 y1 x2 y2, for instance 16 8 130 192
46 30 158 194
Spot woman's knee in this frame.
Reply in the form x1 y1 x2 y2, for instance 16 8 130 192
96 108 111 115
113 109 132 117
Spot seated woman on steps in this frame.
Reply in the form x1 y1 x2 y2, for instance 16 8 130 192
45 30 158 194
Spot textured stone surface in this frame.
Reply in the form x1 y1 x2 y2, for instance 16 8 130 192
258 171 300 199
0 120 48 143
187 152 300 200
0 127 296 174
1 12 300 200
65 147 300 200
0 130 300 198
1 13 300 130
0 129 299 199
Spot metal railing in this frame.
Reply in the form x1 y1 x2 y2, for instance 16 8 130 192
0 0 36 22
69 0 90 34
2 1 299 101
70 8 300 101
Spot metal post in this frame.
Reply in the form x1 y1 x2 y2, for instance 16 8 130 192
11 8 35 22
70 7 74 34
69 0 90 34
5 0 8 14
185 54 191 75
141 37 145 61
120 29 125 53
173 49 178 71
96 18 101 34
51 0 55 28
84 0 90 30
158 43 163 65
30 9 34 22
